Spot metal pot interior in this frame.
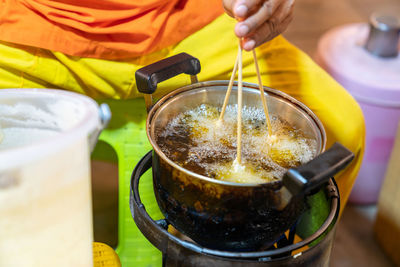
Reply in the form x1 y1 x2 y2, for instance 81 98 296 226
147 80 326 185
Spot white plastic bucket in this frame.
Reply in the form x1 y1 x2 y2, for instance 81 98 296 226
0 89 110 266
316 23 400 204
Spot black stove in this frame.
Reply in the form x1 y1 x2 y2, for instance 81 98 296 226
130 152 340 267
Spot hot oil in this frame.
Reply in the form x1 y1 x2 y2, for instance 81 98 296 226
156 104 317 184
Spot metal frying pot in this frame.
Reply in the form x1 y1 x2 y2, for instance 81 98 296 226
135 53 353 251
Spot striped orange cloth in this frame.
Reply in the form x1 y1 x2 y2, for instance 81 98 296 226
0 0 224 59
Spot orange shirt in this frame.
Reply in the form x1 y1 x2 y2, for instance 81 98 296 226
0 0 224 59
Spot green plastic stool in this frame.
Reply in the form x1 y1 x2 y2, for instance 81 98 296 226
93 98 162 267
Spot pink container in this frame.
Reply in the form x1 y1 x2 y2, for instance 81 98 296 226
316 21 400 204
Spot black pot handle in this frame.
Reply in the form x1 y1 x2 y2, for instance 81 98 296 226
135 53 201 94
283 142 354 197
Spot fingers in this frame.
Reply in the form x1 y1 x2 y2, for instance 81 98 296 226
222 0 295 49
234 0 295 50
235 0 281 36
223 0 263 19
243 9 293 50
222 0 236 18
233 0 264 19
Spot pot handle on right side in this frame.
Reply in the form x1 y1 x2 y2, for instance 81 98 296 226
283 142 355 197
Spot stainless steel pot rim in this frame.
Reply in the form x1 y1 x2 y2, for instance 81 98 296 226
146 80 327 187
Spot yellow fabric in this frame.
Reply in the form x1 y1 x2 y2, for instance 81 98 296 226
0 13 365 213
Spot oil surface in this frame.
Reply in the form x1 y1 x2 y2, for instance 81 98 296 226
156 104 317 184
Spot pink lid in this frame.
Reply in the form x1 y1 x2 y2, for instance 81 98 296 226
317 23 400 107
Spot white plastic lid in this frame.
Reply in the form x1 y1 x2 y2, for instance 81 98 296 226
0 89 101 169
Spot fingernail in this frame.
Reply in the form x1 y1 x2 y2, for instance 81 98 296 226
243 39 256 50
238 24 249 36
235 4 248 17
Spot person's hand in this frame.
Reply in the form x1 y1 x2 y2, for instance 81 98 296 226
223 0 295 50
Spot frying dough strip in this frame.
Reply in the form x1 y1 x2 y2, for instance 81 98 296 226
236 45 243 164
219 47 240 122
252 49 273 137
222 45 274 166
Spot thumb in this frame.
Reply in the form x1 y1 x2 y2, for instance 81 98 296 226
223 0 247 19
